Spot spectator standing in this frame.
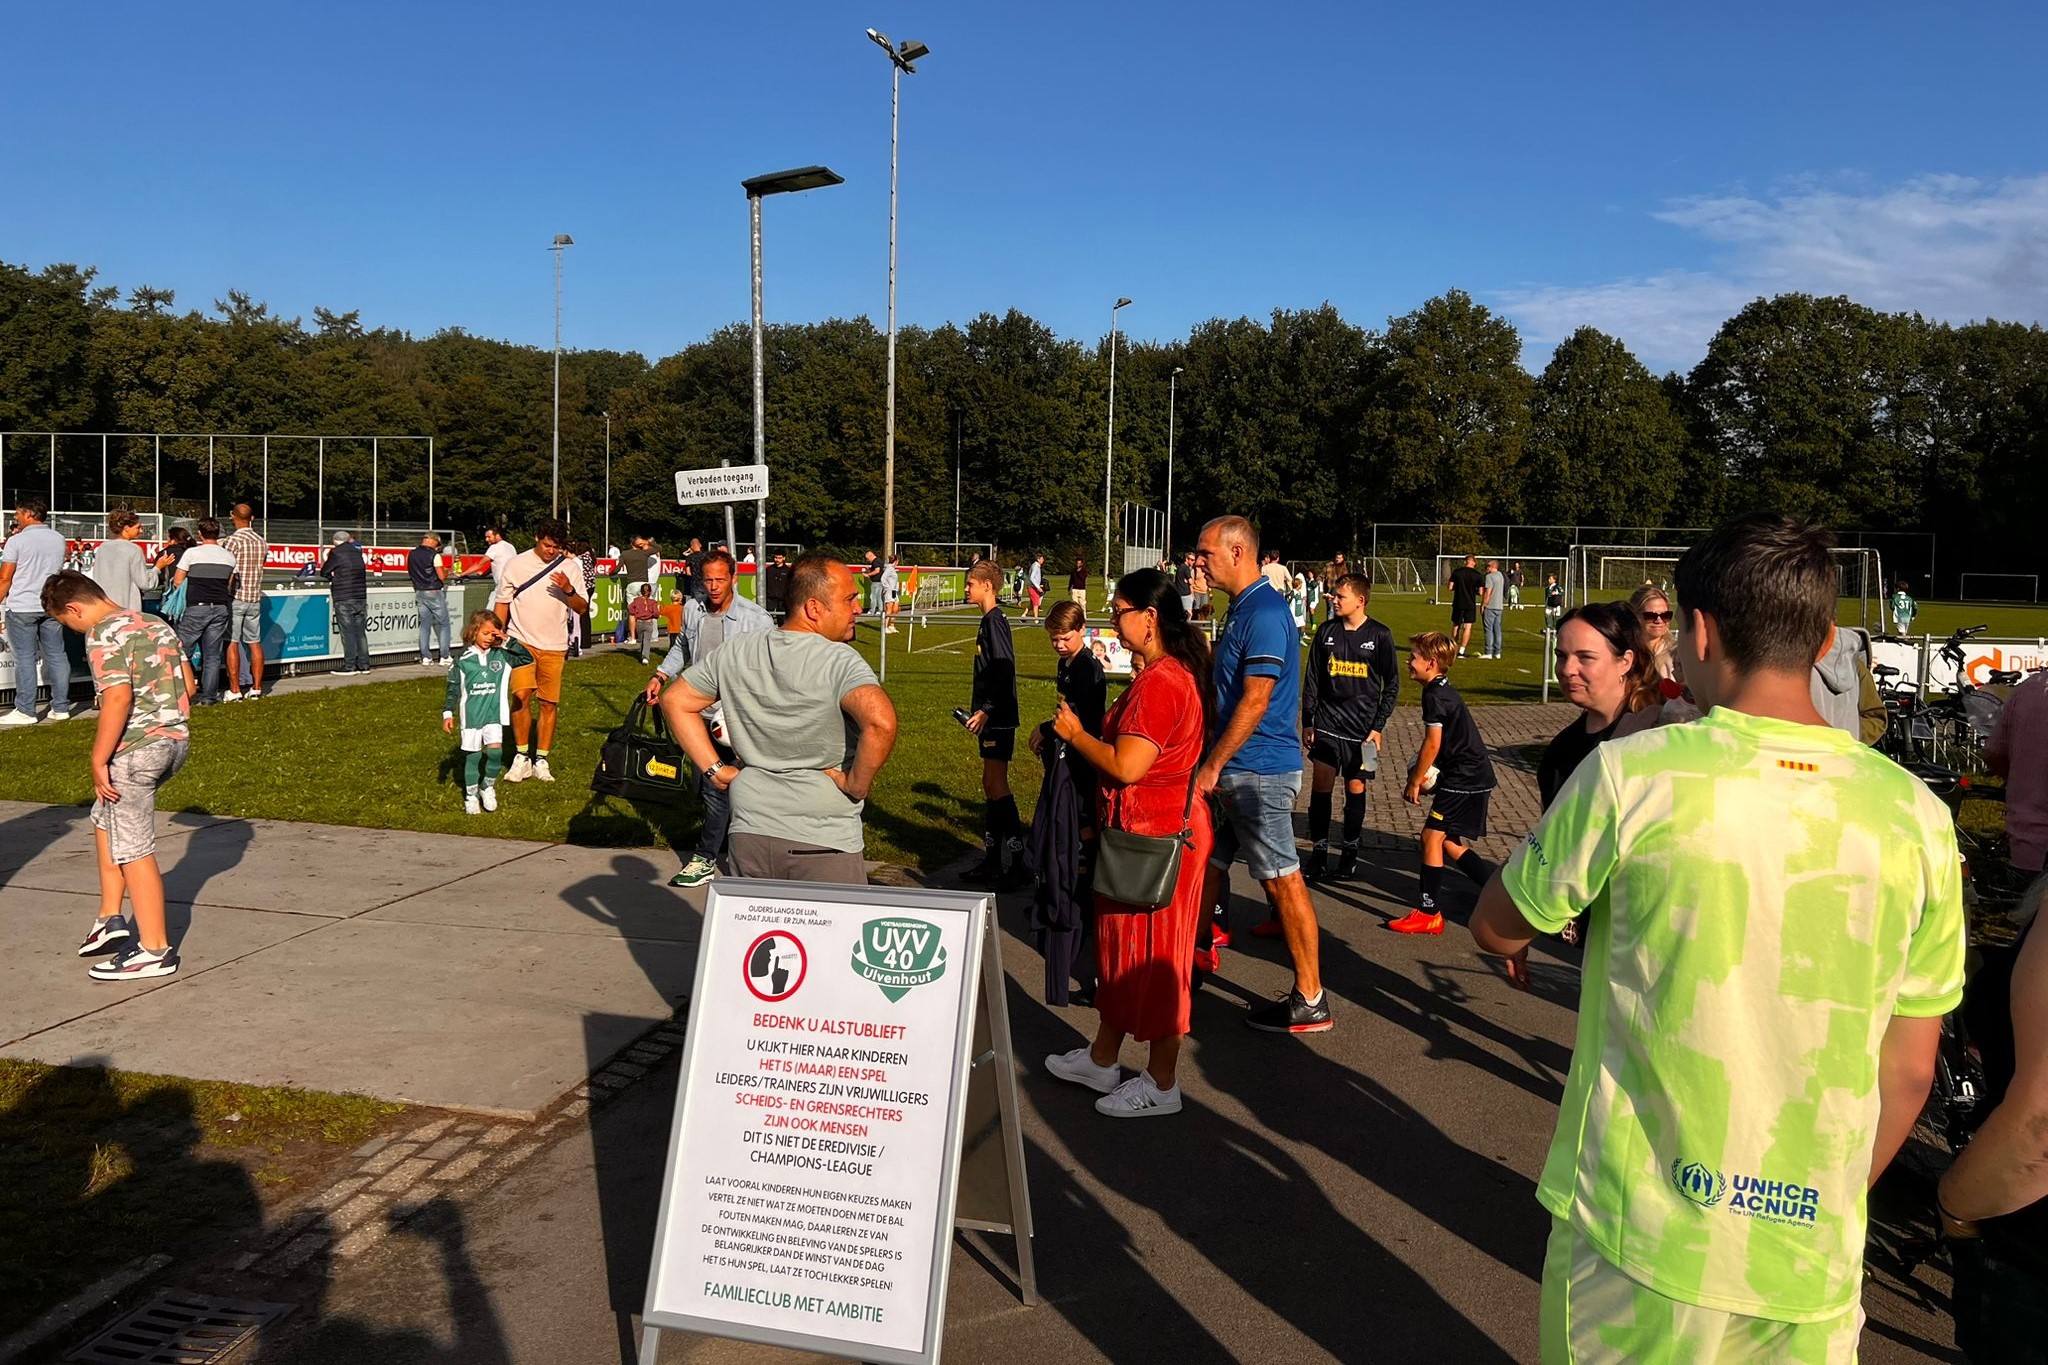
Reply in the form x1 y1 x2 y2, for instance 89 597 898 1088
223 504 268 698
1508 560 1526 609
1481 558 1506 658
1193 516 1330 1034
408 532 452 668
1320 552 1348 623
1300 573 1397 884
482 526 516 594
494 518 587 784
1043 568 1215 1117
762 550 792 619
0 497 76 725
91 510 154 614
1810 624 1887 745
1471 513 1964 1363
962 561 1024 885
680 537 706 606
44 572 195 980
1068 557 1089 612
1024 600 1108 1005
321 531 371 675
174 518 237 705
1447 553 1483 657
628 585 661 662
567 540 597 656
658 555 898 883
1174 552 1195 619
1026 553 1047 620
613 535 659 642
879 553 901 634
152 526 192 590
1987 665 2048 877
1188 555 1213 621
1259 549 1291 594
644 549 772 887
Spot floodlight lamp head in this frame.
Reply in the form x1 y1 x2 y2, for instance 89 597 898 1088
867 28 891 51
1173 365 1185 376
1115 296 1133 309
552 233 574 246
899 39 930 62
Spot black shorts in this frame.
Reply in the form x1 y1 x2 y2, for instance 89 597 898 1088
978 727 1016 763
1425 788 1490 843
1308 732 1375 782
1450 604 1477 626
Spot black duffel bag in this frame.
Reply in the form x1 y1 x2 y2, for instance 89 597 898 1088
590 696 693 805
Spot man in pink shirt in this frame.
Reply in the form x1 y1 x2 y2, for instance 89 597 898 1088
1988 668 2048 874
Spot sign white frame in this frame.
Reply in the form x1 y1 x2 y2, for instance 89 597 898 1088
637 879 1029 1364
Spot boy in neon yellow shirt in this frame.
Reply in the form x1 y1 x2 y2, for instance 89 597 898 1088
1472 512 1964 1363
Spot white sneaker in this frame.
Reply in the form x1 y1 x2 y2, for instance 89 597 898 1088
244 689 263 700
1044 1047 1121 1094
437 657 452 669
223 691 242 702
480 785 499 812
1095 1071 1182 1118
420 658 433 667
334 669 362 678
464 791 482 816
504 755 534 783
0 711 39 727
532 758 554 782
46 710 78 722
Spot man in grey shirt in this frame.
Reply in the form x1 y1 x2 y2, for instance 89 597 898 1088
1 497 79 724
659 554 898 884
1481 558 1506 659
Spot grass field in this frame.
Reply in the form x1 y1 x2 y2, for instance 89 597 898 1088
0 1059 403 1337
0 589 2039 873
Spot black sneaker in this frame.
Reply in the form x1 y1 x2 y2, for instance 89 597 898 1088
1335 844 1359 879
1304 845 1329 881
960 850 1002 886
1245 990 1333 1034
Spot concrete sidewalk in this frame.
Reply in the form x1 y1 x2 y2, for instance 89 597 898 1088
0 800 700 1117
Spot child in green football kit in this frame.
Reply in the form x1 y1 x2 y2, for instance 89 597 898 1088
1471 513 1965 1365
443 610 532 815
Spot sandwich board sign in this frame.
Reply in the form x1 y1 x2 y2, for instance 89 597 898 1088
675 464 770 505
638 879 1035 1364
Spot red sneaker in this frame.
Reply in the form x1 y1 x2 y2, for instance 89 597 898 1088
1386 910 1444 935
1250 918 1284 939
1192 944 1220 975
1210 926 1232 951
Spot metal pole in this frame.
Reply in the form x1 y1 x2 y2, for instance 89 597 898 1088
602 413 611 556
102 434 108 514
371 437 379 565
751 195 768 579
552 243 564 518
207 435 213 513
317 437 324 542
262 436 269 540
722 458 736 551
427 436 435 537
880 60 901 560
153 435 160 523
50 432 57 509
1166 370 1177 557
952 409 962 562
1101 306 1122 592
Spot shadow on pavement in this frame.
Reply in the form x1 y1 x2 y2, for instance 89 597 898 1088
0 802 90 888
161 817 255 930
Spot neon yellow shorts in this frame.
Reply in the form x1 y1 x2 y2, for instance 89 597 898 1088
1539 1217 1862 1365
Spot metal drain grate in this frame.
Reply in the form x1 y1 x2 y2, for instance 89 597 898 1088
66 1290 291 1364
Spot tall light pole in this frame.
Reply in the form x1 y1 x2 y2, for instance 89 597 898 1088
601 410 611 555
867 28 928 562
1102 296 1132 592
744 166 846 579
1167 365 1183 558
550 233 573 519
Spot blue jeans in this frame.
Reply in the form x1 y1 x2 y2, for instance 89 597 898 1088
4 609 72 718
175 603 231 703
1207 767 1303 881
336 600 370 671
696 747 734 859
1483 608 1504 656
415 590 451 659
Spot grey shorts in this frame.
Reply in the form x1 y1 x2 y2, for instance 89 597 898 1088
230 599 262 644
92 740 190 865
723 832 868 885
1207 767 1303 881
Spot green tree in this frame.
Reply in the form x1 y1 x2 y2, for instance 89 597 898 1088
1367 289 1530 526
1525 327 1687 527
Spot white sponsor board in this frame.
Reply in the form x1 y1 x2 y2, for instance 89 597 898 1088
1871 636 2048 690
676 464 770 505
641 880 1016 1364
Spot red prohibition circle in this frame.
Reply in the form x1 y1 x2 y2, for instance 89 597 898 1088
742 930 808 1002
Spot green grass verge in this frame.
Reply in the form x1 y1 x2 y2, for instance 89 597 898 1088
0 1059 404 1338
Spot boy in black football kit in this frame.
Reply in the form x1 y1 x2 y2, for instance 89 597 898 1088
1391 630 1497 935
1301 573 1397 881
963 561 1024 885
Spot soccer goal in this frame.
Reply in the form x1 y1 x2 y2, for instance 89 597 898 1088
1433 555 1567 608
1960 572 2040 603
1363 556 1428 593
1568 543 1884 629
894 541 993 568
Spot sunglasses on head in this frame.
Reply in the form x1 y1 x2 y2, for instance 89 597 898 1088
1642 610 1674 622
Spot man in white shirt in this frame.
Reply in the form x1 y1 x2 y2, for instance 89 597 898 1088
493 519 588 783
483 525 517 593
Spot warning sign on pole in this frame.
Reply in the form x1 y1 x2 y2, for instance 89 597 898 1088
638 879 1030 1364
674 464 770 505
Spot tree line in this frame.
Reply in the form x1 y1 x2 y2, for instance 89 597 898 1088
3 259 2044 589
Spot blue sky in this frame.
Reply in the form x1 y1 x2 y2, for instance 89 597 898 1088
5 1 2045 372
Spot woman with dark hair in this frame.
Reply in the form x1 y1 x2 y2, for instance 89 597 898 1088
152 526 192 589
1044 567 1215 1117
568 540 597 654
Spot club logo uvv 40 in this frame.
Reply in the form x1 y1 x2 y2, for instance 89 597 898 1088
850 917 948 1002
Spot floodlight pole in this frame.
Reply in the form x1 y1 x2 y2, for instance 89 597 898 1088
869 29 926 562
551 234 574 519
1102 297 1131 592
1167 365 1182 557
601 411 611 555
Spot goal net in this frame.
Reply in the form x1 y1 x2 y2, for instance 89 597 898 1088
1568 543 1884 628
1363 556 1428 593
1433 555 1568 608
894 541 993 568
1959 572 2040 603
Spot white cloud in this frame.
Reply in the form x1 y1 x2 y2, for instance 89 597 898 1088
1496 174 2048 374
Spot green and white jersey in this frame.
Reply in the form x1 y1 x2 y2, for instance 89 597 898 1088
1501 707 1965 1323
442 640 533 731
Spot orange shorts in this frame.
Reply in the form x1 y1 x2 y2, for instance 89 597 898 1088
510 648 566 704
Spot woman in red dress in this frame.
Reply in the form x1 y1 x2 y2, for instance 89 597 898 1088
1045 567 1214 1117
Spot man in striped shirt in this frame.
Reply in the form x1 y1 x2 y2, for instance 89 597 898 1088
223 504 266 700
172 519 238 705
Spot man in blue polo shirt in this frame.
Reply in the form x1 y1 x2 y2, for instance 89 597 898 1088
1195 515 1329 1034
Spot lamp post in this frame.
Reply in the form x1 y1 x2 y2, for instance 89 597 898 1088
867 28 928 562
744 166 845 578
1167 365 1183 557
601 410 611 555
550 233 573 519
1102 296 1132 591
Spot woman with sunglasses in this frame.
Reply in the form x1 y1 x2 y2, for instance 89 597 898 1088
1044 568 1215 1118
1631 583 1701 723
